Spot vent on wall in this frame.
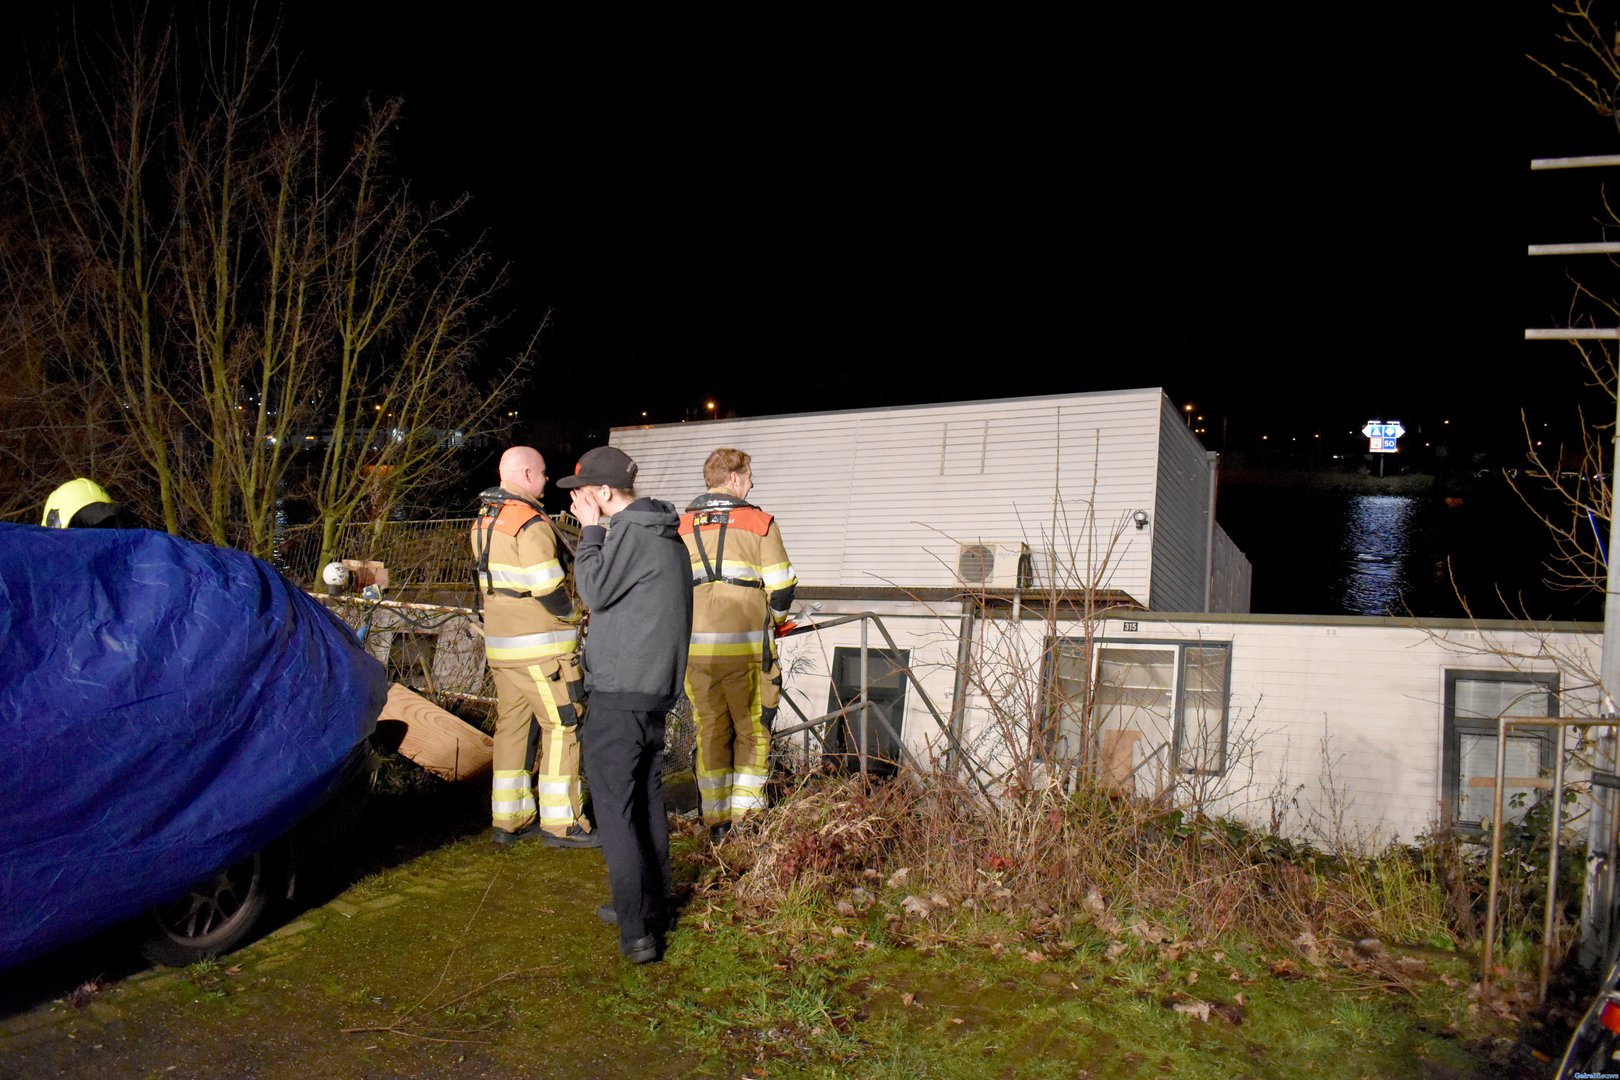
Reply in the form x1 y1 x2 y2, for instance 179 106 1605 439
956 542 1032 588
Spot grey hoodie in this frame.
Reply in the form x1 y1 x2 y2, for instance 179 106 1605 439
573 498 693 712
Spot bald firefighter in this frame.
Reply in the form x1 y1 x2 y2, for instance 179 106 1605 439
471 447 600 848
679 448 797 842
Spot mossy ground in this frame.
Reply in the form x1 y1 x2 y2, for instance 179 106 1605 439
0 777 1564 1079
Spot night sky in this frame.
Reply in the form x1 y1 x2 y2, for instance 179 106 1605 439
275 6 1602 448
6 6 1616 453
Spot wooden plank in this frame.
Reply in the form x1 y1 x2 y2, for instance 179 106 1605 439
379 682 493 781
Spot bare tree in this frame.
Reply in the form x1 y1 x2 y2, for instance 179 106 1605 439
0 10 527 555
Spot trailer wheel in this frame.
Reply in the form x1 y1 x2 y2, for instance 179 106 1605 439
139 841 287 966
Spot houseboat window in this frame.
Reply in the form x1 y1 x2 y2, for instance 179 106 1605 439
1042 639 1232 789
1177 645 1230 775
823 647 909 778
1443 671 1557 835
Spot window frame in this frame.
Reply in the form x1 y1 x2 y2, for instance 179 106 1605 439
1441 669 1559 836
1043 636 1233 778
824 646 910 774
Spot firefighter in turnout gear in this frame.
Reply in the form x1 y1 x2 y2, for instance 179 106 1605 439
471 447 600 848
679 448 797 842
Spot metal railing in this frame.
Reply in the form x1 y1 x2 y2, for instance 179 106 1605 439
1482 714 1613 1000
769 613 993 801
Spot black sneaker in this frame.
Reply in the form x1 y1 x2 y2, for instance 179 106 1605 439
491 823 540 846
598 901 678 932
543 825 602 849
708 822 732 844
619 935 659 964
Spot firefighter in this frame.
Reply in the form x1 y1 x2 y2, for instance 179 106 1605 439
679 448 797 842
470 446 600 848
41 478 138 529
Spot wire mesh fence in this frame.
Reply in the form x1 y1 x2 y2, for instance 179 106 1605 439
275 518 477 589
276 512 583 590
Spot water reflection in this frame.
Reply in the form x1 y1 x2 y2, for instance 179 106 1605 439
1339 495 1415 615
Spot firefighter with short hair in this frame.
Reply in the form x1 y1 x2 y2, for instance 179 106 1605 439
679 448 797 842
471 446 599 848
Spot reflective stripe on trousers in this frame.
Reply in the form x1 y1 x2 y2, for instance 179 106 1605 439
686 659 772 827
490 658 586 837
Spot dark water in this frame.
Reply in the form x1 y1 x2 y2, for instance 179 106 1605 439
1217 484 1603 621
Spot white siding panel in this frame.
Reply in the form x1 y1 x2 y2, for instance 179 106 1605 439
1210 526 1252 613
612 390 1173 601
764 601 1599 849
1149 399 1214 612
1091 617 1601 844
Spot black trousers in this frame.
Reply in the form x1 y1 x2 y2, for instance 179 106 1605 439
581 706 672 944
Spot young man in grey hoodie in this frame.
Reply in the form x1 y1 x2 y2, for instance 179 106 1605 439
560 446 693 964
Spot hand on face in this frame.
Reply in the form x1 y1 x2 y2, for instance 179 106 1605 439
570 486 602 526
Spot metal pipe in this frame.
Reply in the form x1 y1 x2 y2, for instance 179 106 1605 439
947 603 976 773
1483 712 1512 994
1204 450 1219 613
1532 154 1620 170
1543 734 1568 1003
859 619 871 775
1525 328 1620 340
1583 385 1620 968
1528 242 1620 256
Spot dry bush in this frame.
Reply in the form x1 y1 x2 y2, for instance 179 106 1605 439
710 765 1472 956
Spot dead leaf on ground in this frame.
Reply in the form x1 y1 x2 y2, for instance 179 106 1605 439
901 895 933 918
1128 922 1171 945
1171 999 1212 1022
836 900 857 918
1105 941 1130 960
1022 950 1047 964
1187 970 1200 985
886 867 911 889
902 992 917 1007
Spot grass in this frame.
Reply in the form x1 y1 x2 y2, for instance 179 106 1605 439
594 892 1508 1079
0 764 1558 1079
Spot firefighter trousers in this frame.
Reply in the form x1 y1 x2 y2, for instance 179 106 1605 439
686 658 780 828
490 655 589 838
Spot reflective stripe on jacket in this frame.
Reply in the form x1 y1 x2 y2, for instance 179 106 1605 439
471 494 579 668
679 492 796 663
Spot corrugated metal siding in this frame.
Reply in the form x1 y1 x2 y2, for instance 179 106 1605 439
612 390 1170 602
1148 399 1214 612
1209 526 1252 613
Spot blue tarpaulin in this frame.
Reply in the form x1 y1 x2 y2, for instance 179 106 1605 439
0 523 385 968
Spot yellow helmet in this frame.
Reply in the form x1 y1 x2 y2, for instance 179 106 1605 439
42 478 117 529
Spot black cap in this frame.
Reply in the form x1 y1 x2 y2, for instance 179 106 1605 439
556 446 638 489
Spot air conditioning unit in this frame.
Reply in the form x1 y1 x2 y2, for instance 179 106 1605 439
956 541 1032 588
